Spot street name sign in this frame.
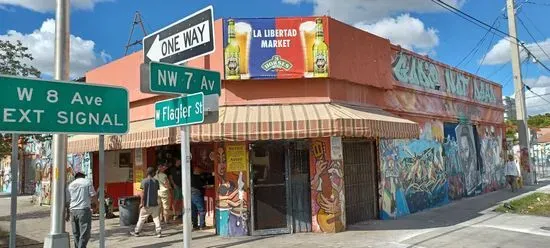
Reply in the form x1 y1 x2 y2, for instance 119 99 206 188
143 6 215 65
141 61 220 124
141 61 220 95
0 75 129 134
155 92 204 128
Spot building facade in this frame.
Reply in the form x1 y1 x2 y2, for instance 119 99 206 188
66 16 505 236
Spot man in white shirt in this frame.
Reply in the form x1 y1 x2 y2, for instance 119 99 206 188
504 154 520 192
65 172 98 248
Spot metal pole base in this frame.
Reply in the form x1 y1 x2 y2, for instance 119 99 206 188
43 233 70 248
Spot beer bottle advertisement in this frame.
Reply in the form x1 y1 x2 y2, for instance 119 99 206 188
223 17 330 80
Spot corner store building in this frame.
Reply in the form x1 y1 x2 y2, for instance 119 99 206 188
67 16 504 236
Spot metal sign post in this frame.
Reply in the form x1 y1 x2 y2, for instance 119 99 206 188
99 135 105 248
44 0 70 246
9 134 19 248
181 126 192 248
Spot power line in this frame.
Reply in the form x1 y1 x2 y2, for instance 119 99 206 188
524 1 550 7
517 16 550 61
476 22 499 74
454 17 500 68
431 0 550 74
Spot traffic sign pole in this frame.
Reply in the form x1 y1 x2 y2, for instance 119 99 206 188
181 126 192 248
99 135 105 248
9 134 18 248
44 0 71 247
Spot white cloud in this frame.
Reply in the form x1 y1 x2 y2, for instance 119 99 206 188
0 0 112 13
355 14 439 52
483 38 550 65
511 76 550 115
0 19 111 78
282 0 465 24
283 0 459 53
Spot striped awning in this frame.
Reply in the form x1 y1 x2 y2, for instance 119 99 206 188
68 103 419 153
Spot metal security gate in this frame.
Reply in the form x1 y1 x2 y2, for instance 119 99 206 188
343 140 378 225
289 141 311 233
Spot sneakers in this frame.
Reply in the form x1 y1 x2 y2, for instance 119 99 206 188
131 231 162 238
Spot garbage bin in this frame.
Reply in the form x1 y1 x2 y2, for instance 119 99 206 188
118 196 140 226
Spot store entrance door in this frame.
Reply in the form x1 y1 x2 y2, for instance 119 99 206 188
249 142 291 235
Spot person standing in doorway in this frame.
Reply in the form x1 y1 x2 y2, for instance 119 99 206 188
191 166 207 230
65 172 98 248
131 167 162 238
169 159 183 220
504 154 520 192
155 164 172 224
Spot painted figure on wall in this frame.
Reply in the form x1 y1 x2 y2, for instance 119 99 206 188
310 139 344 233
456 124 481 196
379 139 448 219
215 146 249 236
480 127 504 192
380 141 410 218
443 123 465 200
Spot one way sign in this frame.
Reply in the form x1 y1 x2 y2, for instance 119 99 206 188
143 6 215 65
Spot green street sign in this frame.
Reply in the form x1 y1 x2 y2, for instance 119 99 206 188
142 61 221 96
155 92 204 128
0 75 129 134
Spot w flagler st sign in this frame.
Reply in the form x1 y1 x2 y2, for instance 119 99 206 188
0 75 129 134
155 92 204 128
143 6 215 65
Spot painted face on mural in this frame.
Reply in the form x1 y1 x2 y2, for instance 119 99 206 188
459 135 470 161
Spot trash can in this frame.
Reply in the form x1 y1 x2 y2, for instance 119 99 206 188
118 196 140 226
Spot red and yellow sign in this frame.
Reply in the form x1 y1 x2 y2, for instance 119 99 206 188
223 17 330 80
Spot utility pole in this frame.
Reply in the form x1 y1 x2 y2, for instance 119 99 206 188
44 0 71 247
506 0 533 185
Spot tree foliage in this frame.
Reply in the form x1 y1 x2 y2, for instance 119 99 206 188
527 113 550 129
0 40 47 158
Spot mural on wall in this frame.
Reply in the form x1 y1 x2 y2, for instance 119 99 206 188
310 138 345 233
215 144 249 236
33 140 53 205
443 123 482 198
379 138 448 219
479 126 504 192
67 153 93 184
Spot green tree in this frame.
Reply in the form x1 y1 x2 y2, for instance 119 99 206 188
0 40 48 157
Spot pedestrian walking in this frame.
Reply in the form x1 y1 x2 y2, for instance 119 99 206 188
65 172 98 248
169 159 183 220
191 166 207 230
131 167 162 238
504 154 520 192
155 164 172 224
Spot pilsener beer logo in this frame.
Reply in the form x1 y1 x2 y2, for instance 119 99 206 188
261 55 293 72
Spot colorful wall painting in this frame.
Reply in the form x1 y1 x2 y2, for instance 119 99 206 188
379 138 448 219
215 143 249 236
391 50 500 106
479 126 504 193
310 138 345 233
223 17 330 80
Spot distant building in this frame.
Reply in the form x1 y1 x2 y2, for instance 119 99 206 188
504 96 517 121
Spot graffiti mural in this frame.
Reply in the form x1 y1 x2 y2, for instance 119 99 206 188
310 138 345 233
215 145 249 236
479 126 504 192
379 139 448 219
33 140 52 205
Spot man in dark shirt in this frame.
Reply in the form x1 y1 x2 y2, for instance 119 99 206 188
131 167 162 238
191 166 207 230
169 159 183 219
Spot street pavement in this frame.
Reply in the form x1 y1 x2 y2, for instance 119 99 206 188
1 182 550 248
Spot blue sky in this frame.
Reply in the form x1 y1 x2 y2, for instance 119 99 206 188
1 0 549 114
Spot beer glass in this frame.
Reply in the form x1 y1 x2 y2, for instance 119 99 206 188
235 22 252 79
300 21 316 78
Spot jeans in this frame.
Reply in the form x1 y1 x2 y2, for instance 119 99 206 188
191 188 206 228
70 208 92 248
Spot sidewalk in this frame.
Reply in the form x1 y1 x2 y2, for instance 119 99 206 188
1 182 550 247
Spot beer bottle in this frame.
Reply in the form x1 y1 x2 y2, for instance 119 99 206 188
225 19 241 80
313 18 329 77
